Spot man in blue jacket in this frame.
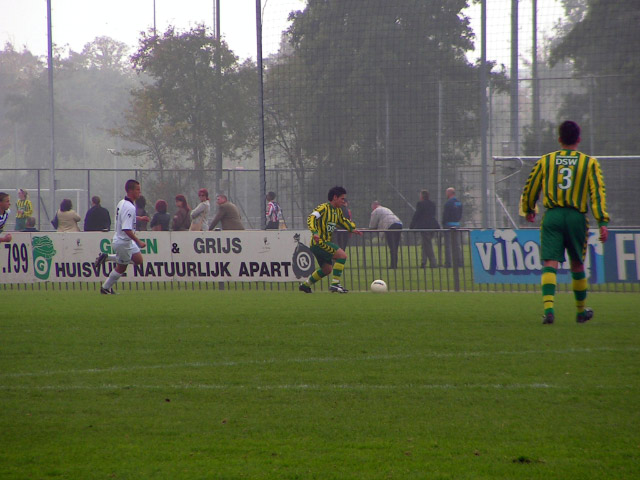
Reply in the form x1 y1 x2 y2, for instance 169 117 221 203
442 187 463 267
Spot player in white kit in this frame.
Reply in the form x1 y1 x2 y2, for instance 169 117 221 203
94 179 146 294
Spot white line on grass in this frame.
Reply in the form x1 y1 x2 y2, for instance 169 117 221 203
1 346 637 379
0 382 635 392
0 382 558 391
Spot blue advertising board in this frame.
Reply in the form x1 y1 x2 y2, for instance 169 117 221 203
604 231 640 283
470 229 606 284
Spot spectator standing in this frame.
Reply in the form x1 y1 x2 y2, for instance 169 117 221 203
94 179 147 295
190 188 211 231
150 199 171 231
298 186 362 294
369 201 403 269
23 217 38 232
172 194 191 231
84 196 112 231
521 120 609 325
15 189 33 231
409 190 440 268
135 196 149 231
0 192 12 243
56 199 81 232
208 194 245 231
265 191 282 230
442 187 463 267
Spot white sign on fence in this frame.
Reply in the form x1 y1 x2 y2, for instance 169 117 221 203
1 231 316 284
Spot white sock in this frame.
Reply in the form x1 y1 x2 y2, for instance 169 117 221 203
102 269 122 290
107 254 116 262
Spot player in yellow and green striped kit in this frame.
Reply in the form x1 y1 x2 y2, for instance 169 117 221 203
299 186 362 293
521 121 609 325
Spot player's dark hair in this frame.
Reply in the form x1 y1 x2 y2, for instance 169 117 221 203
0 192 8 203
60 198 72 212
420 190 430 200
559 120 580 146
91 196 101 205
125 179 140 193
328 186 347 201
266 191 276 201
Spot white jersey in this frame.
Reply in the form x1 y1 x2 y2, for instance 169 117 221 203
0 209 9 232
113 197 137 245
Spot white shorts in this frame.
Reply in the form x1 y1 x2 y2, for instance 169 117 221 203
112 241 141 265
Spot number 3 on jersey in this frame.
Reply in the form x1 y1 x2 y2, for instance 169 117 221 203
558 167 573 190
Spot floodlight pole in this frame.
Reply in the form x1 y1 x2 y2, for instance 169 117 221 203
256 0 267 229
532 0 540 153
214 0 223 194
47 0 56 224
480 0 488 228
510 0 519 156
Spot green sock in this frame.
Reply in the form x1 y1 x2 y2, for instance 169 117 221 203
541 266 557 315
306 268 325 286
572 270 587 315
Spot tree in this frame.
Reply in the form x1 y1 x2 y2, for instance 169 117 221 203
1 38 138 170
264 0 504 219
127 25 254 172
108 88 178 172
549 0 640 154
1 43 81 168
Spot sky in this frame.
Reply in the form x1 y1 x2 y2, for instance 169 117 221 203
0 0 565 65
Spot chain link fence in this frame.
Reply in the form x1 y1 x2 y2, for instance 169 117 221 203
1 1 639 231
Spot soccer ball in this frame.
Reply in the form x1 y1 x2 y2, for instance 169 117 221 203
370 279 388 293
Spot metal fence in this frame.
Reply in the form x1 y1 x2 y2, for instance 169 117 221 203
2 1 639 232
3 229 637 293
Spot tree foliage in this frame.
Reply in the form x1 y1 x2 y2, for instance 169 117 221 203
126 26 255 171
549 0 640 154
0 38 135 169
264 0 503 213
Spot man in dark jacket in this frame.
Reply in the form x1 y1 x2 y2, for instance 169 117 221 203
84 196 111 231
442 187 463 267
409 190 440 268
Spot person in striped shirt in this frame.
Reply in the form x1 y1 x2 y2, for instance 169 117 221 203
0 192 12 243
299 186 362 293
521 120 609 325
15 189 33 231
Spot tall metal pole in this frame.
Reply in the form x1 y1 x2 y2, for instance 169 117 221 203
153 0 157 36
214 0 223 194
510 0 519 156
256 0 267 229
47 0 56 224
480 0 488 228
437 81 442 219
532 0 540 153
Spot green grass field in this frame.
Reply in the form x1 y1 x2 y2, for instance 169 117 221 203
2 289 639 479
